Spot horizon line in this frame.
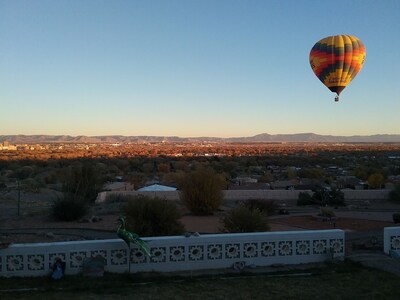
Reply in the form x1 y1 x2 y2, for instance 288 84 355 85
2 132 400 139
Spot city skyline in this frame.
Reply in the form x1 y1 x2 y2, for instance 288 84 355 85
1 0 399 137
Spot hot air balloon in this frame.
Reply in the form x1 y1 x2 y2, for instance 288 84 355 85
309 35 366 102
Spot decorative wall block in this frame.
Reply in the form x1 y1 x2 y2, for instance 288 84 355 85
27 254 45 271
6 255 24 272
225 243 240 259
296 240 311 256
329 239 344 254
90 250 107 265
390 236 400 250
188 245 204 261
69 251 87 268
110 249 127 265
243 242 258 258
131 248 147 264
150 247 166 263
278 241 293 256
49 253 66 269
261 241 276 257
384 227 400 254
207 244 223 260
169 246 185 262
313 240 327 255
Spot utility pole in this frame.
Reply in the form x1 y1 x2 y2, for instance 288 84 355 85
17 180 20 216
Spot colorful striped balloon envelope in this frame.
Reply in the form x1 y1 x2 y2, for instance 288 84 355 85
309 35 366 102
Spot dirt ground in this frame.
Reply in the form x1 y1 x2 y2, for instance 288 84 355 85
1 189 399 246
1 210 397 246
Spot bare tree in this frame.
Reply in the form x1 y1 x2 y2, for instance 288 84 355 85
179 169 226 215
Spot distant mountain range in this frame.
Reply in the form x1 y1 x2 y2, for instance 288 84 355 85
2 133 400 143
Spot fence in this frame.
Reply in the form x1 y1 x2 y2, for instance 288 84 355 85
0 229 344 277
383 227 400 256
96 189 390 204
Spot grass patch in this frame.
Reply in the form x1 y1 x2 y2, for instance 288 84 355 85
0 261 399 299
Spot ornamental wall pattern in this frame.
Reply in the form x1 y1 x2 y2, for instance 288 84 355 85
0 230 345 277
384 227 400 255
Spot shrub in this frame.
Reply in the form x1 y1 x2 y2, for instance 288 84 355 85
179 169 225 215
389 185 400 203
221 206 269 233
107 193 130 203
62 162 104 203
242 199 278 216
319 207 336 218
51 193 87 221
0 181 6 190
312 187 345 207
328 188 346 207
367 173 385 189
393 213 400 224
297 192 315 206
21 178 44 192
123 195 185 237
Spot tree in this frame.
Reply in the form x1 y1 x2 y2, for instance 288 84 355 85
0 180 6 190
389 185 400 203
179 169 226 215
157 162 170 173
297 192 315 206
62 162 104 203
286 167 297 179
221 206 269 233
51 193 88 221
15 165 35 180
258 171 274 183
123 195 184 236
367 173 385 189
297 168 325 179
328 187 346 207
312 187 345 207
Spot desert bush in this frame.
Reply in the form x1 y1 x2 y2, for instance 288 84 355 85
0 179 6 190
62 162 104 203
106 193 131 203
328 188 345 207
319 207 336 218
242 199 278 216
297 192 315 206
51 193 87 221
21 178 44 192
221 206 269 233
179 169 225 215
15 165 35 180
123 195 184 237
312 187 345 207
393 213 400 223
389 185 400 203
367 173 385 189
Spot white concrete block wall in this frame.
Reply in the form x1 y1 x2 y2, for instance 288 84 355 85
0 230 344 277
96 191 180 203
342 190 389 200
96 189 390 204
383 227 400 255
223 190 308 201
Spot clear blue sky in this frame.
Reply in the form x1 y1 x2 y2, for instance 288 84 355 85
1 0 399 137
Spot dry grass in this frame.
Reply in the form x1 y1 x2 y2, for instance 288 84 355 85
1 261 400 300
